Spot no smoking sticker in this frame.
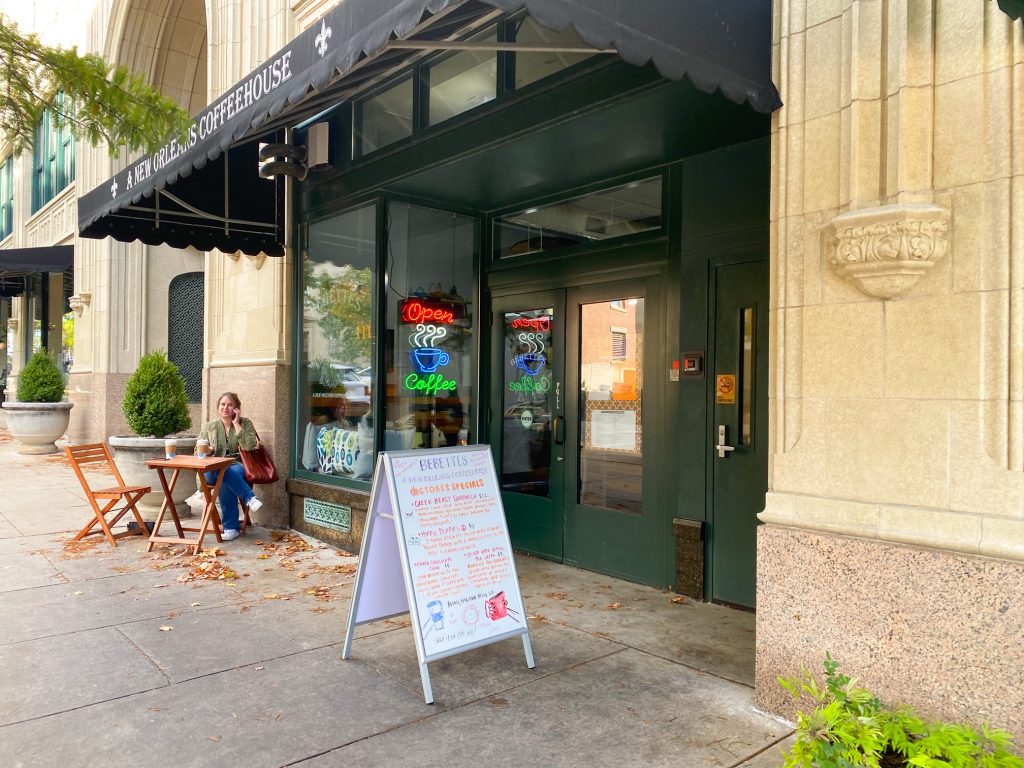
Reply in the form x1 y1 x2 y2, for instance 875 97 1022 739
716 374 736 405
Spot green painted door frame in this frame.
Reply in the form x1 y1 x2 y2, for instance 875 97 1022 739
562 278 664 585
486 244 671 586
706 257 769 607
489 289 567 559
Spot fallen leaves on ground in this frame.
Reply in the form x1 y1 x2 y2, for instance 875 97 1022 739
669 595 686 604
310 606 331 614
305 585 333 601
175 549 238 583
309 563 357 576
255 532 313 556
148 545 195 570
544 592 568 601
61 539 103 557
158 625 174 632
262 593 290 600
605 602 623 610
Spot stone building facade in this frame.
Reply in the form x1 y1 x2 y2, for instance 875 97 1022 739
1 0 1021 742
757 0 1024 736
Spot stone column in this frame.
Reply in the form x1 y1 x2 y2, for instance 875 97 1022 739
202 0 296 529
759 0 1024 739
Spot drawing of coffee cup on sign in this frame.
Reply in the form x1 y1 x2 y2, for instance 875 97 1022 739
485 591 520 624
428 600 444 630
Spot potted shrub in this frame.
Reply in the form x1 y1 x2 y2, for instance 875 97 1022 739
109 351 196 519
1 350 73 454
779 655 1023 767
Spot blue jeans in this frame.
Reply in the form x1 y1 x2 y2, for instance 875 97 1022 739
204 462 254 531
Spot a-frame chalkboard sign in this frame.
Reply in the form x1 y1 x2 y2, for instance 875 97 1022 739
342 445 535 703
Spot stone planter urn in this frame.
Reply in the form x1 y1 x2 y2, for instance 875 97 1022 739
109 435 197 519
1 401 74 454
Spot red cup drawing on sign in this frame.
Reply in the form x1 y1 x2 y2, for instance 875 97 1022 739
485 591 520 624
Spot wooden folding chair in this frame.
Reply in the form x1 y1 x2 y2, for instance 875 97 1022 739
65 442 151 547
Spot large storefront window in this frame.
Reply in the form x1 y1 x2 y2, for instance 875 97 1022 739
384 202 476 452
298 203 377 481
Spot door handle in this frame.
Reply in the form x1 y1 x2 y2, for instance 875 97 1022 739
714 424 735 459
553 415 565 445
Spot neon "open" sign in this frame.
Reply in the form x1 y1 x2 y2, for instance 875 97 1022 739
510 316 550 332
401 299 455 325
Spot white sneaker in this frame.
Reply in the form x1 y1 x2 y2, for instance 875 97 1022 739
247 497 263 513
221 529 240 541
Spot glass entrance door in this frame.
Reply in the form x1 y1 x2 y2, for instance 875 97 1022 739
491 280 660 584
493 291 566 559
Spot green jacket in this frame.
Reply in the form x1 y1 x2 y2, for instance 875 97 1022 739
196 417 258 457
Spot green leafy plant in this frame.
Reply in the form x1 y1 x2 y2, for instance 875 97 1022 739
779 655 1023 767
122 351 191 438
16 350 65 402
0 15 192 155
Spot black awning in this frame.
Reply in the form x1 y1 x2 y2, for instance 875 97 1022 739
79 0 779 255
0 246 74 273
0 246 74 297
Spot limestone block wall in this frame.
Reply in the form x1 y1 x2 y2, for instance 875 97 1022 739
760 0 1024 734
69 0 296 449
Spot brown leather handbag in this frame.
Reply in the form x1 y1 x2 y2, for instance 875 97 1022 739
239 430 279 484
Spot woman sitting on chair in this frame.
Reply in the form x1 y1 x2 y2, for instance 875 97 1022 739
196 391 263 540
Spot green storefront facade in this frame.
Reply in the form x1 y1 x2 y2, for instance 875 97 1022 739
79 1 779 607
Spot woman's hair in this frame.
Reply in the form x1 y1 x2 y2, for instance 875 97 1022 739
217 391 242 409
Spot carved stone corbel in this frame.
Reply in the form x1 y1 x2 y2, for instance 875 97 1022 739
68 293 91 316
830 203 950 299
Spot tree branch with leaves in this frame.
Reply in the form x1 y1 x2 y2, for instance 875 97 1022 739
0 13 191 156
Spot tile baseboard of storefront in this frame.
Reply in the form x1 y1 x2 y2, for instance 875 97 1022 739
286 478 370 555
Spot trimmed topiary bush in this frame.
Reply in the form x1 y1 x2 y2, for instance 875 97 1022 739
122 351 191 438
16 350 65 402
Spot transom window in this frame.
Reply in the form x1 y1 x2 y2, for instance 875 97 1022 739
338 12 596 164
493 176 664 259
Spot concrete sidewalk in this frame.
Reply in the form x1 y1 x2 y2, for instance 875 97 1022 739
0 429 793 768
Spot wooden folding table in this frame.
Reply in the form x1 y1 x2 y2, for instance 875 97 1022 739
145 455 235 554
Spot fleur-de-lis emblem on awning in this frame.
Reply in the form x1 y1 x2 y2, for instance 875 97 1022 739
315 19 332 58
110 178 118 198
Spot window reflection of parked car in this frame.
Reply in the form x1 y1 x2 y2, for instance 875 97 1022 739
308 362 370 404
